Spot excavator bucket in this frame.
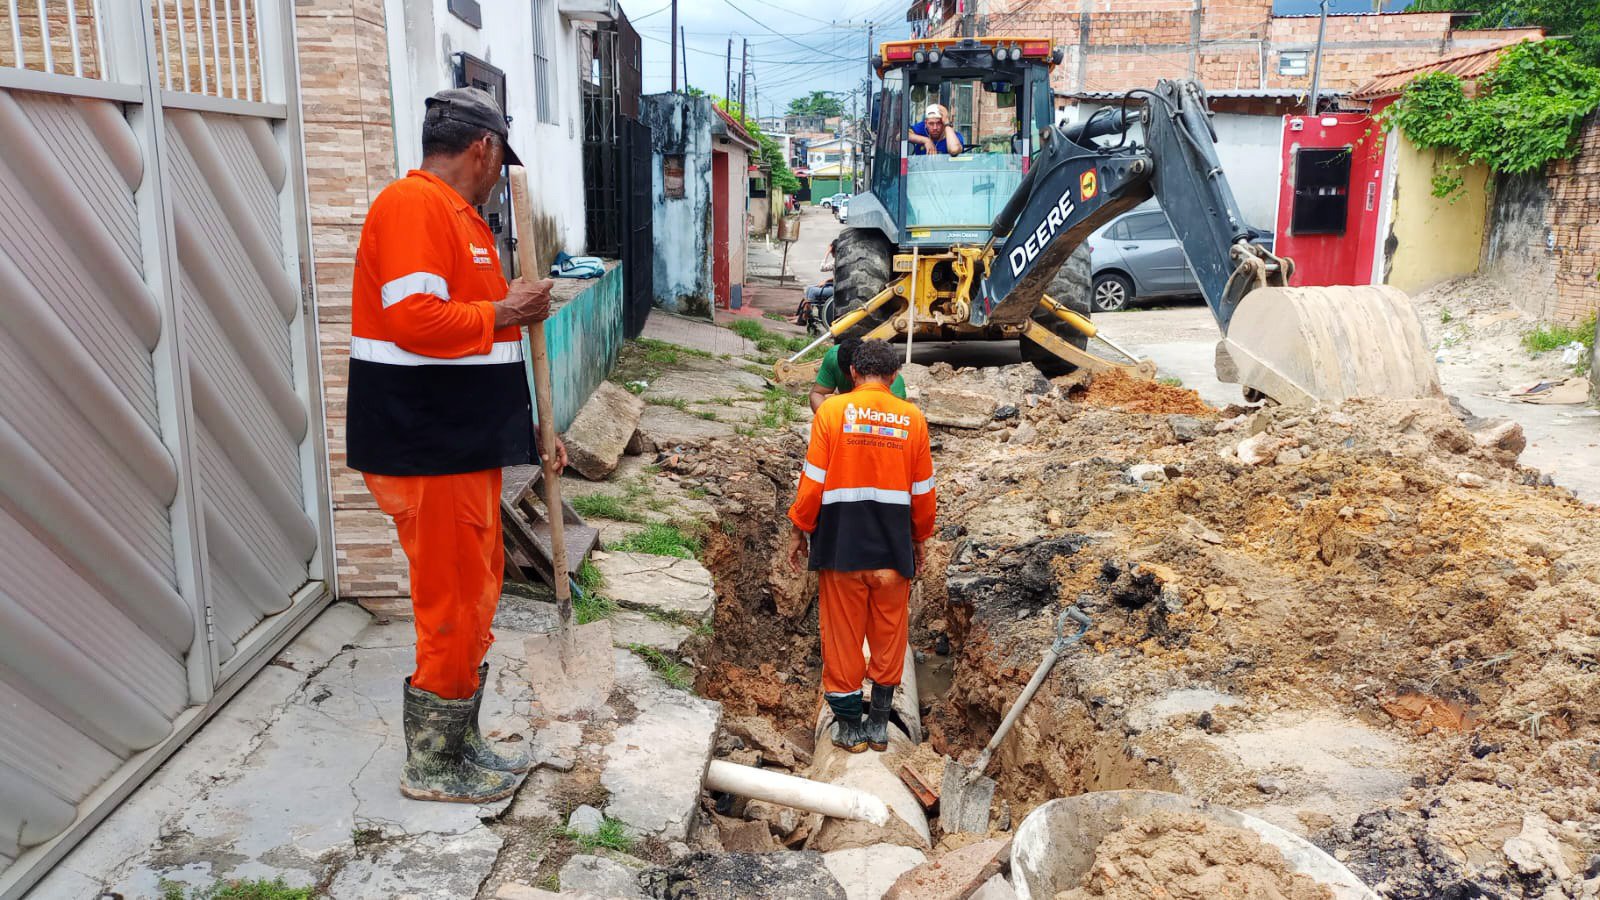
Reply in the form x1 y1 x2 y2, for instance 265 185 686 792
1215 284 1442 406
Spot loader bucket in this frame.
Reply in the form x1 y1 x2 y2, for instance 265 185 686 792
1215 284 1442 406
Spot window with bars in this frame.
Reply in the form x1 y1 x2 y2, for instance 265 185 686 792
531 0 554 124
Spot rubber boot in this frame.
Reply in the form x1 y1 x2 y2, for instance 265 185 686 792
400 679 520 803
866 682 895 752
826 692 868 753
465 664 534 773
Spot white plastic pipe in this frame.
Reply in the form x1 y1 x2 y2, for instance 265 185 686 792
705 759 889 827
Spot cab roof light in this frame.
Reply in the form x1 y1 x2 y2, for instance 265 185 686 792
884 45 914 62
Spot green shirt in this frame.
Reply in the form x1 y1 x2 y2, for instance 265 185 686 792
816 345 907 398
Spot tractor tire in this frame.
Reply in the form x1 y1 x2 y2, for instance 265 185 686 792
831 228 896 342
1021 245 1093 377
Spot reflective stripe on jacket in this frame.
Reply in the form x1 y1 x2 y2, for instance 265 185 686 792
346 170 534 475
788 382 936 577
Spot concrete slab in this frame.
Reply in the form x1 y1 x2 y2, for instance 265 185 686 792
564 381 646 481
594 552 715 622
611 608 695 654
326 829 502 899
822 845 928 900
645 357 769 404
642 312 747 357
602 651 722 842
35 604 373 897
560 854 645 898
523 620 617 720
639 403 740 445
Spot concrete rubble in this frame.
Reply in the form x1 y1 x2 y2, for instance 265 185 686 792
602 651 722 842
563 380 646 480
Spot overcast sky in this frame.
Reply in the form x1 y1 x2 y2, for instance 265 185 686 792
620 0 1416 117
622 0 910 119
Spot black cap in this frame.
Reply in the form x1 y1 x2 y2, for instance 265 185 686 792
424 87 522 167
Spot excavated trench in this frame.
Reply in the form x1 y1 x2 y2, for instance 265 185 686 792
686 432 1166 851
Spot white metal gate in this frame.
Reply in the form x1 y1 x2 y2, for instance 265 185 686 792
0 2 331 896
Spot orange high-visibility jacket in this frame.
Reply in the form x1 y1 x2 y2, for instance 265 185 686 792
346 170 534 475
788 382 936 577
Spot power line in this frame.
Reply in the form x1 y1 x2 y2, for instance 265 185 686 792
718 0 859 58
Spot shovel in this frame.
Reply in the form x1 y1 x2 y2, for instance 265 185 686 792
507 166 576 666
941 605 1091 834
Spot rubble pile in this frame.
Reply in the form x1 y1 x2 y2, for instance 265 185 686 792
911 363 1600 899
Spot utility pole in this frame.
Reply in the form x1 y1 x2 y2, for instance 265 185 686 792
739 38 748 125
867 23 874 81
1308 0 1330 115
725 38 732 111
669 0 678 91
681 26 689 91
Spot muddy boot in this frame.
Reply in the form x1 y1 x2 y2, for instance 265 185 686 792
866 682 895 752
826 692 869 753
401 679 520 803
464 664 533 773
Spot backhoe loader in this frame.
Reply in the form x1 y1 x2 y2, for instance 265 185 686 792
781 36 1439 406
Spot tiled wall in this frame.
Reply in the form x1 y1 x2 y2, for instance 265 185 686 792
295 0 408 600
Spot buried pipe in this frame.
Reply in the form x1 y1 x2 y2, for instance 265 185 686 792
705 759 890 827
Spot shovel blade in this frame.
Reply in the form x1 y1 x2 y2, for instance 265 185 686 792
940 757 996 834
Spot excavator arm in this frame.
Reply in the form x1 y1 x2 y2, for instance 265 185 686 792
976 80 1438 405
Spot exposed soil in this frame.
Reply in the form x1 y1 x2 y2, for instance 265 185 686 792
673 351 1600 898
1055 810 1335 900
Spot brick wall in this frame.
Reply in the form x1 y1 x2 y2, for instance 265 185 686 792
938 2 1516 99
1547 114 1600 324
295 0 409 601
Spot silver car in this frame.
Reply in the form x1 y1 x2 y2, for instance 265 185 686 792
1087 209 1273 311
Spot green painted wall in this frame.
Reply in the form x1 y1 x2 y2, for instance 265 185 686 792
810 176 853 199
524 263 625 433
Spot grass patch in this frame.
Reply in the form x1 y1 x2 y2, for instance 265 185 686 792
570 493 645 523
644 396 690 410
1157 376 1183 387
629 644 695 691
763 311 787 322
753 385 804 432
538 874 561 892
559 817 637 853
637 337 712 359
728 319 811 358
1521 317 1595 373
576 558 604 592
695 410 719 421
575 590 619 625
1439 308 1453 324
610 522 701 559
160 878 313 900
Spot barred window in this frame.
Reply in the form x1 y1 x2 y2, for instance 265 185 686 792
531 0 555 123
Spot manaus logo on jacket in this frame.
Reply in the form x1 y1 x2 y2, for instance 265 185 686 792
843 402 911 439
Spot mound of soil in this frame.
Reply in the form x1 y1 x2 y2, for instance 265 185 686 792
1069 368 1213 416
1055 811 1334 900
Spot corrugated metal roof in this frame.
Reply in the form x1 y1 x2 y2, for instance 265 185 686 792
1350 38 1540 99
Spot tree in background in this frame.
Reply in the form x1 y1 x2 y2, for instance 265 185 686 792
786 91 846 118
1406 0 1599 64
715 97 802 194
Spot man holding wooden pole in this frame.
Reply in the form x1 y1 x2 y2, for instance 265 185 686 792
346 87 567 804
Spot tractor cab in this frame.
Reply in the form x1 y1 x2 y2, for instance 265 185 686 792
861 37 1064 249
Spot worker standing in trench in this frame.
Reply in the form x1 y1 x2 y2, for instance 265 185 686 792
346 87 568 803
788 339 937 752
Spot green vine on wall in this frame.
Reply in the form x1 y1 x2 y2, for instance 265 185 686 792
1380 40 1600 199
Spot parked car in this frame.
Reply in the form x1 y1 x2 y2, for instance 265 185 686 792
836 197 850 223
818 192 849 211
1087 208 1273 312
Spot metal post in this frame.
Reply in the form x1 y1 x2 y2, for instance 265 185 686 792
66 0 82 77
681 26 688 90
669 0 677 91
241 0 253 100
8 0 21 70
37 0 52 73
739 38 747 124
725 38 731 109
223 0 237 97
1308 0 1329 115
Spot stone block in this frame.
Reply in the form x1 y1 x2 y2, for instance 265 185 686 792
883 837 1010 900
719 818 779 853
559 854 644 898
602 651 722 842
564 381 646 480
921 385 998 429
567 804 604 836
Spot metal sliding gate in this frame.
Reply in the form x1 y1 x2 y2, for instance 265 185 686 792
0 3 332 896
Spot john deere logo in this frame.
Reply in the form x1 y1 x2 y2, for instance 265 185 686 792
1079 169 1099 201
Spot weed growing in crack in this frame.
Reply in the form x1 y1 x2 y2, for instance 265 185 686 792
350 826 384 847
576 559 604 592
628 644 694 691
610 523 701 559
728 320 812 358
159 877 313 900
538 874 561 892
644 396 690 411
559 817 636 853
575 590 619 625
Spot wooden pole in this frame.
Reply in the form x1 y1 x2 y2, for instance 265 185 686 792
507 166 574 656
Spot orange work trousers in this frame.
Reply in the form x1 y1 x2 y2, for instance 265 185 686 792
364 469 504 700
818 568 910 696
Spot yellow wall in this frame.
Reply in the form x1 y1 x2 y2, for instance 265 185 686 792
1387 136 1492 294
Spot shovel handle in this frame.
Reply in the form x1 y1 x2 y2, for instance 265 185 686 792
972 605 1091 774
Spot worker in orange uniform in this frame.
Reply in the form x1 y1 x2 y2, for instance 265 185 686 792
787 339 936 752
347 87 567 804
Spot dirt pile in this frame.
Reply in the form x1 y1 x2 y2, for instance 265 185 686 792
1068 368 1213 416
915 364 1600 899
1055 811 1334 900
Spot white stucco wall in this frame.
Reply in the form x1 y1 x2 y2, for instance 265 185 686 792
1061 105 1283 230
383 0 588 252
717 138 750 287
